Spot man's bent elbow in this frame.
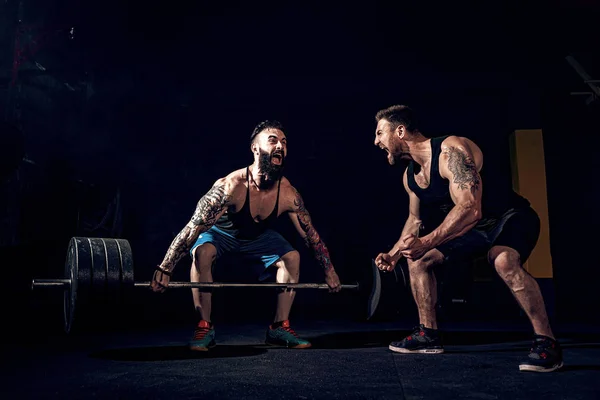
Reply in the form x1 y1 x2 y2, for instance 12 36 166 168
462 202 482 225
469 206 482 225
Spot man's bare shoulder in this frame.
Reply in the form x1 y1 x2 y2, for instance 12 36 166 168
279 176 292 189
201 168 247 205
277 176 294 196
438 135 483 173
278 177 302 211
219 167 248 189
440 135 481 153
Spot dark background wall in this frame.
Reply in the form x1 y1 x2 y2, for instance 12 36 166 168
1 0 599 333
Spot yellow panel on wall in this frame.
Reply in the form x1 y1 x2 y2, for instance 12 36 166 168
509 129 553 278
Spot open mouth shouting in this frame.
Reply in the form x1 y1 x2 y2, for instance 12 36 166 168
271 151 284 165
378 145 396 165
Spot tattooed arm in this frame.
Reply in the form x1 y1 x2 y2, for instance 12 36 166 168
419 136 483 249
157 178 234 273
286 185 341 291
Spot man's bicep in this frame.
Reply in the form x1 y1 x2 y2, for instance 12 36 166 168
403 169 420 219
408 191 421 219
189 179 233 228
444 145 482 206
288 187 314 238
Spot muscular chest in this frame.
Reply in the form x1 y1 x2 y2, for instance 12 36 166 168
413 168 431 189
251 189 279 221
232 185 279 222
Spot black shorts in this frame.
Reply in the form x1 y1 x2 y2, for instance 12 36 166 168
436 206 541 264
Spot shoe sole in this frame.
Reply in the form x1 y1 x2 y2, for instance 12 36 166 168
189 341 217 352
519 361 564 372
389 345 444 354
265 341 312 349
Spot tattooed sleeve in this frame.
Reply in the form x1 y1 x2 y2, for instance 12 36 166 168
446 146 480 195
159 182 232 271
293 188 333 273
190 183 231 227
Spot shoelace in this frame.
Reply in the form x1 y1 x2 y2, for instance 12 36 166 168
408 325 423 338
531 339 552 353
529 339 557 362
281 326 299 337
193 327 211 340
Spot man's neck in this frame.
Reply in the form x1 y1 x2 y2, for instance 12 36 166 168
406 135 432 167
249 164 278 190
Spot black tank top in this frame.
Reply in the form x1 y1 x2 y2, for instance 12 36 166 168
215 167 282 239
407 136 530 234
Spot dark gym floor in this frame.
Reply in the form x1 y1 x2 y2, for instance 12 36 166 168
3 315 600 400
4 240 599 400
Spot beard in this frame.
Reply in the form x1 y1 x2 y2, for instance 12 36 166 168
382 146 399 166
384 143 410 166
257 149 285 183
390 153 412 168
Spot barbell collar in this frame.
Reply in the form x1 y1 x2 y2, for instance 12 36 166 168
31 279 71 289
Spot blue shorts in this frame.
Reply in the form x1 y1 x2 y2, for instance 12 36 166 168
189 226 295 281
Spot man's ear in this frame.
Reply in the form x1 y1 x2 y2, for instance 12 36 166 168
396 125 406 139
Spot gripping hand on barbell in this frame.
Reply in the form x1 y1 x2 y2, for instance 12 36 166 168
150 266 172 293
324 269 342 293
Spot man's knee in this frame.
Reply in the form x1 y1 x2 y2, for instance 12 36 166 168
407 250 444 274
279 250 300 270
192 244 217 273
488 246 524 284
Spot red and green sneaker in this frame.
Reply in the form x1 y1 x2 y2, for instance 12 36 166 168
265 320 311 349
188 320 216 351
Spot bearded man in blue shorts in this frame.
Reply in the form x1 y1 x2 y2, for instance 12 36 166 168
151 120 342 351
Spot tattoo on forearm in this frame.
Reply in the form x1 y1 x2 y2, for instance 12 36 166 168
161 183 231 270
293 189 332 273
447 146 480 194
161 227 194 269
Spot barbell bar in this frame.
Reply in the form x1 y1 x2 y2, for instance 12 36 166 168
31 237 382 334
31 279 360 290
32 279 361 290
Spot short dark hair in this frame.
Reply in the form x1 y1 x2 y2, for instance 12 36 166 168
375 105 418 132
250 120 285 144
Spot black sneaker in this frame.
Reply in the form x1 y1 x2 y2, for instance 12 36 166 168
519 334 563 372
389 324 444 354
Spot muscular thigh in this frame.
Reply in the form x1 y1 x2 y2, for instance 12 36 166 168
189 226 239 259
237 229 296 282
192 243 217 263
238 229 295 268
488 207 540 264
435 228 490 263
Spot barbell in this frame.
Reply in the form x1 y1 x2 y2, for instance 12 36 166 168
31 237 383 333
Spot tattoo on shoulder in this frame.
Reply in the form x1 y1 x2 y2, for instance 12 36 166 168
293 188 305 210
447 146 480 194
191 183 231 226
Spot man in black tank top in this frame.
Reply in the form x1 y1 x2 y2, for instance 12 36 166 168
150 120 342 351
372 105 563 373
